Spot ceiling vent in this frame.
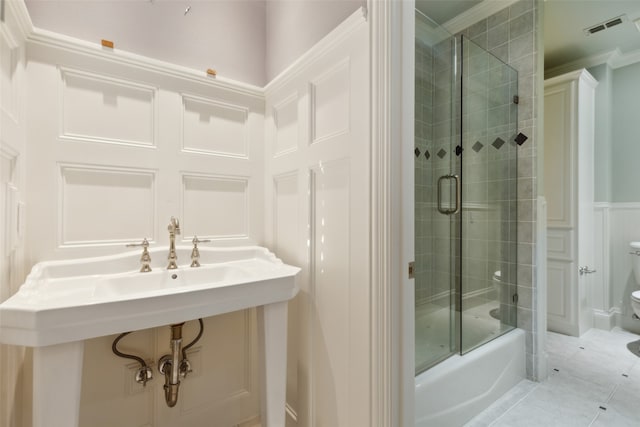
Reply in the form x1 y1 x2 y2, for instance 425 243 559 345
584 15 627 36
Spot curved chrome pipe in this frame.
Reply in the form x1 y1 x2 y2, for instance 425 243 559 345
159 323 184 407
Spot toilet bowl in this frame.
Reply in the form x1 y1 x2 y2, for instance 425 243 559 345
629 242 640 319
489 271 502 320
632 291 640 319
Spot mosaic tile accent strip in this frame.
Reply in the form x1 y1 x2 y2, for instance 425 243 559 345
415 147 421 157
515 132 528 146
472 141 484 152
424 150 431 160
492 137 506 150
437 148 447 159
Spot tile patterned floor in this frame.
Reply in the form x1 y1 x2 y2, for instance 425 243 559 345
465 328 640 427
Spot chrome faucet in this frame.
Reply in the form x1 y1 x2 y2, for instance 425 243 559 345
167 217 180 269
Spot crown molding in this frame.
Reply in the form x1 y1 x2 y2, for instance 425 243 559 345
544 50 618 79
544 46 640 79
264 6 367 96
609 48 640 69
1 0 33 48
26 27 264 99
442 0 518 35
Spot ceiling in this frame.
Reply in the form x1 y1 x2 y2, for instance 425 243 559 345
418 0 640 72
544 0 640 71
416 0 484 25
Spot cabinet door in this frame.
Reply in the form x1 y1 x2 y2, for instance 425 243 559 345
544 80 578 335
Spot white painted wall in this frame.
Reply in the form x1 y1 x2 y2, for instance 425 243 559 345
25 0 367 87
265 0 364 81
25 0 268 86
0 1 29 425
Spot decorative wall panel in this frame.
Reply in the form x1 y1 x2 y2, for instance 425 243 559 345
546 230 573 260
182 174 248 239
79 331 156 427
59 165 155 245
273 172 299 263
60 68 156 147
273 94 298 156
181 94 248 158
0 36 18 121
179 311 255 414
544 86 573 228
310 59 350 144
310 159 350 426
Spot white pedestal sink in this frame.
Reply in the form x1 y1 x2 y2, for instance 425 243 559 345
0 246 300 427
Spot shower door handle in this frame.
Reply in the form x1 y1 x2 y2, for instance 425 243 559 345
437 174 461 215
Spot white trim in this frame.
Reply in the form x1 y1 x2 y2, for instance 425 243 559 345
26 28 264 99
544 68 598 89
369 0 398 425
606 202 640 210
610 48 640 69
593 308 616 331
594 202 612 209
4 0 32 44
442 0 518 35
264 7 367 96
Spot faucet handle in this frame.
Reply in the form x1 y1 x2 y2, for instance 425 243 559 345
169 216 181 235
190 236 211 268
126 238 150 248
126 238 152 272
191 236 211 246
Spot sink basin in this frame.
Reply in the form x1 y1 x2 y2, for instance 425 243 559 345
0 246 300 347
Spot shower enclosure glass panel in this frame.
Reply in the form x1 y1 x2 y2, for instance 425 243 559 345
414 11 458 374
414 16 519 375
460 36 518 353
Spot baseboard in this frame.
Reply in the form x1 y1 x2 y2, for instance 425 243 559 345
593 308 616 331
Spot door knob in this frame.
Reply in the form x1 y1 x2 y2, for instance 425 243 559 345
579 266 596 275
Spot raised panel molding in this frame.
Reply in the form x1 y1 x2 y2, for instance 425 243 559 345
273 172 299 263
59 67 157 148
273 93 299 157
309 59 350 144
544 85 574 228
310 159 350 426
179 310 256 415
0 34 19 123
181 93 249 159
547 260 572 319
181 173 249 240
547 229 573 260
58 164 156 246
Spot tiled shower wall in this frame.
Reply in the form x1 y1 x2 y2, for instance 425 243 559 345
457 0 540 378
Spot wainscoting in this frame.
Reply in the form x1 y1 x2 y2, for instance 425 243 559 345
2 2 371 426
594 203 640 335
264 10 370 426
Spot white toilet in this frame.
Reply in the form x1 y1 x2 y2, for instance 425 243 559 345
630 242 640 318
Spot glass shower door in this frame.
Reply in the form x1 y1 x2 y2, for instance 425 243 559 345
459 36 518 353
414 11 458 374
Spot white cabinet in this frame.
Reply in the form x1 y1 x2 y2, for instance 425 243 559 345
544 69 597 336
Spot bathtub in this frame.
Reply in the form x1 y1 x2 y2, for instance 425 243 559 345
415 328 525 426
